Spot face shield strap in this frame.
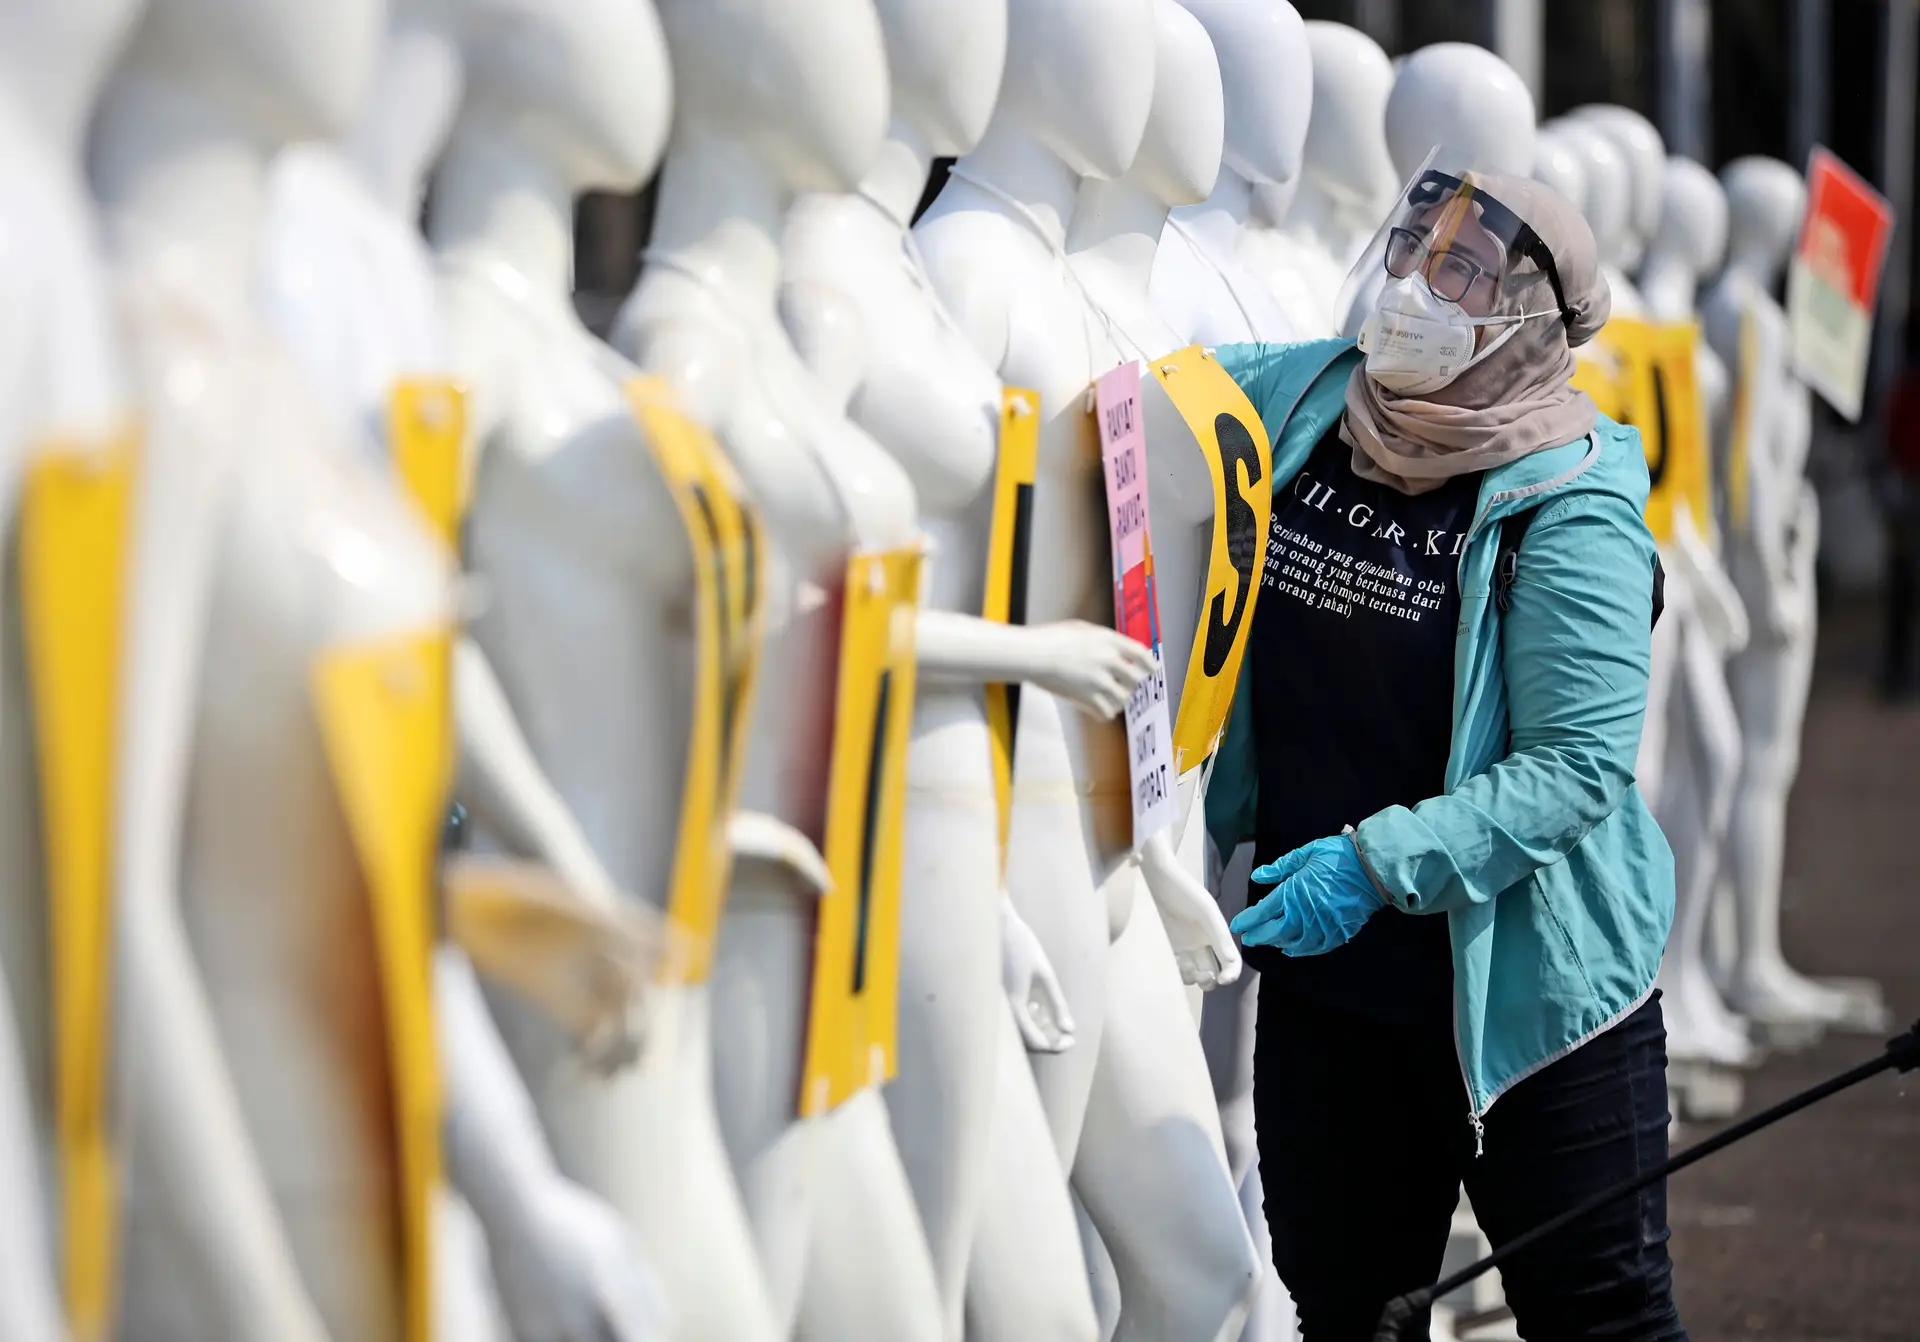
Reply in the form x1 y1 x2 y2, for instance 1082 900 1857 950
1515 228 1576 330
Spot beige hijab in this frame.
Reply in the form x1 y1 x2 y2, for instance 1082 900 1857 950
1342 173 1612 495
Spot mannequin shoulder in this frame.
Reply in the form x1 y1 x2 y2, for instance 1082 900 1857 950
778 276 870 413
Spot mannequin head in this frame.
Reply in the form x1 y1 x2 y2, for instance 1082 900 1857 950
656 0 884 195
1301 21 1394 205
348 0 464 211
1176 0 1310 191
1720 155 1805 285
1531 125 1587 215
0 0 142 150
1384 43 1536 181
119 0 385 142
873 0 1007 159
1549 118 1630 268
1647 155 1728 285
1121 0 1222 209
462 0 671 194
1568 103 1664 265
987 0 1154 181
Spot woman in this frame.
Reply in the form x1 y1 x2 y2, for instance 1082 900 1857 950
1207 163 1685 1340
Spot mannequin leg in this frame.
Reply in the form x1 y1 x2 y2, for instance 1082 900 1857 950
965 1006 1100 1342
1236 1166 1297 1342
1635 597 1683 810
1078 1194 1122 1342
884 698 1004 1334
794 1089 944 1342
1653 620 1753 1069
1201 843 1260 1190
708 868 821 1335
1004 691 1112 1165
1074 878 1259 1342
434 1187 509 1342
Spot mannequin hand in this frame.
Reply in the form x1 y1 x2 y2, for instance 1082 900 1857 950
728 811 832 896
490 1174 670 1342
1001 901 1076 1053
1232 834 1385 957
1137 831 1242 988
1024 620 1159 720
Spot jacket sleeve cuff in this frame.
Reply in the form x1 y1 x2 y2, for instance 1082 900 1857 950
1341 825 1395 909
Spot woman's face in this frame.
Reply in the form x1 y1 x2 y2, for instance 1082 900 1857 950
1407 194 1507 319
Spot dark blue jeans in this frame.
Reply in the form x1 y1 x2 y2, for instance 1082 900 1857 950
1253 990 1687 1341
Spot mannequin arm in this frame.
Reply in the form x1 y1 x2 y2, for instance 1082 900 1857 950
0 967 63 1342
453 637 620 908
915 609 1157 720
437 951 666 1342
1136 830 1241 990
1667 511 1751 657
117 456 330 1342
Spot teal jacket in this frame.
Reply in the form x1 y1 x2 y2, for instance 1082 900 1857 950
1207 339 1675 1135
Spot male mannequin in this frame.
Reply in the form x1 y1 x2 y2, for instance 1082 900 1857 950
0 2 142 1338
1151 0 1308 345
257 4 669 1337
917 3 1258 1337
779 0 1161 1335
1637 156 1757 1081
91 0 480 1336
1702 157 1885 1036
1265 21 1395 332
613 4 952 1339
429 1 797 1338
1336 42 1537 336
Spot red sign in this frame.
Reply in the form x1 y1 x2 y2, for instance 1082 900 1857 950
1787 147 1895 422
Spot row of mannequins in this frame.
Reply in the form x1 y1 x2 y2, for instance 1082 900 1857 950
0 0 1886 1341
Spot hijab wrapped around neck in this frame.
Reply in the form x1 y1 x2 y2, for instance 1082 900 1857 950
1342 173 1612 495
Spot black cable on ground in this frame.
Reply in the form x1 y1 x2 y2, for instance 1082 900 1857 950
1373 1018 1920 1342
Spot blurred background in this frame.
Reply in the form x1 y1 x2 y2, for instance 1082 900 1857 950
567 6 1919 1338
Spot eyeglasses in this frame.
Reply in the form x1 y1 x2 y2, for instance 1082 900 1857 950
1384 226 1495 307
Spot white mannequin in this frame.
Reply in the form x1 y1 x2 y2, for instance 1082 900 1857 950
1336 42 1538 336
1265 21 1395 333
1550 118 1639 313
1569 105 1666 275
1532 125 1588 215
1703 157 1883 1036
91 0 484 1336
612 4 952 1339
1637 155 1757 1076
918 3 1257 1337
779 0 1165 1335
428 1 800 1339
1151 0 1308 345
256 4 670 1337
0 3 142 1339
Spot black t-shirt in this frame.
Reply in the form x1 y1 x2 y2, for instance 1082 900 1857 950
1246 425 1481 1026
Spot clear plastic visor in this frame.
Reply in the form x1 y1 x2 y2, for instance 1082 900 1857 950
1335 147 1571 337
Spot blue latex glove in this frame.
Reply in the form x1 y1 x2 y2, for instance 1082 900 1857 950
1230 833 1386 957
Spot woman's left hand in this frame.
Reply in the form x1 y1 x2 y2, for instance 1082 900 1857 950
1232 834 1385 956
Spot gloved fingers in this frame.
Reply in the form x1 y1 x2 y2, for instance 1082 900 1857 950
1249 846 1313 889
1229 886 1286 938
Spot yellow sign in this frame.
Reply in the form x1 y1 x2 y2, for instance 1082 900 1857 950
387 378 469 549
623 378 764 983
1600 318 1710 543
20 432 135 1342
1147 348 1275 777
981 387 1040 874
1571 342 1625 421
800 546 924 1117
311 629 453 1342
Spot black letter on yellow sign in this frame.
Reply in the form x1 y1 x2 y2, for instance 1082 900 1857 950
1203 413 1264 676
1645 361 1671 491
851 670 893 995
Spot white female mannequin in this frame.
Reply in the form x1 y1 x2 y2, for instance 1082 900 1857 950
1267 21 1395 331
0 3 142 1339
918 3 1257 1337
1551 118 1640 313
428 2 794 1338
780 0 1157 1334
1637 156 1758 1079
1151 0 1308 346
1336 42 1537 336
257 5 669 1337
1703 158 1884 1036
612 4 948 1338
91 0 482 1336
1569 105 1666 274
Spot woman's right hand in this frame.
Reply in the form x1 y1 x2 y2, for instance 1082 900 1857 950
1022 619 1159 720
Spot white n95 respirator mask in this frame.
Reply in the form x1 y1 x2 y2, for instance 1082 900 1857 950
1357 273 1532 396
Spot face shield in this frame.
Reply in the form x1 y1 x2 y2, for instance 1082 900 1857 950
1334 147 1577 361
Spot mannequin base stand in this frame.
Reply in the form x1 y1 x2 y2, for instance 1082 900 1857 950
1372 1019 1920 1341
1668 1060 1746 1124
